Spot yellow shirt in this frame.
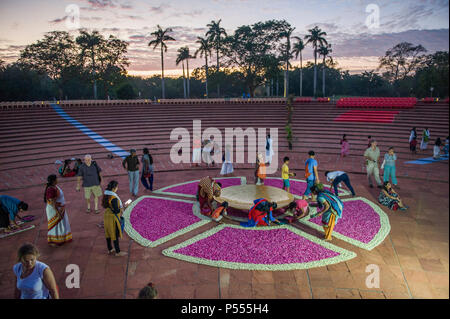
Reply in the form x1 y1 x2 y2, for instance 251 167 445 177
282 163 290 180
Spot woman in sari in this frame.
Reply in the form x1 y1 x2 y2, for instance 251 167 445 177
102 180 129 257
378 182 408 211
44 175 72 247
310 184 343 241
240 199 280 227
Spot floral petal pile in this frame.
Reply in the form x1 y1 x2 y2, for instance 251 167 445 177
163 225 356 271
124 196 210 247
301 197 391 250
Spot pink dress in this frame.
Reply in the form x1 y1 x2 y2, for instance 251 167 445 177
340 140 350 156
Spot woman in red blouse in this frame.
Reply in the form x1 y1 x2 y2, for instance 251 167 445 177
44 175 72 246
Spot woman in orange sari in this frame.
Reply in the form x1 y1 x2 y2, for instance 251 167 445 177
44 175 72 246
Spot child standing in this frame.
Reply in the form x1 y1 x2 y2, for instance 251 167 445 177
281 156 296 193
410 136 418 154
340 134 350 157
382 147 398 188
255 153 266 185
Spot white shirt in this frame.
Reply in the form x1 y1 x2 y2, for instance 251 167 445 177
326 171 345 182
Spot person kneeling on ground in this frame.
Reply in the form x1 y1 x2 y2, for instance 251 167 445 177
0 195 28 233
378 182 408 211
204 201 229 223
240 198 281 227
197 176 222 215
309 184 343 241
282 199 309 223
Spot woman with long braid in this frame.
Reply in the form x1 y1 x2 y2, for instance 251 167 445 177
102 180 129 257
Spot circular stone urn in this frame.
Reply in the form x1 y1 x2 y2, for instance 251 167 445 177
214 184 294 210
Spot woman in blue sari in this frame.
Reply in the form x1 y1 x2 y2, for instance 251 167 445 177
310 184 343 241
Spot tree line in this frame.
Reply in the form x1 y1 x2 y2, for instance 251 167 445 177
0 19 448 101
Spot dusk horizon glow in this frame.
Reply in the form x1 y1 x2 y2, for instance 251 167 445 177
0 0 448 77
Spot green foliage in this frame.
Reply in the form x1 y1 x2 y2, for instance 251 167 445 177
116 82 136 99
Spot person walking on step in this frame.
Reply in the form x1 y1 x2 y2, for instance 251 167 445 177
123 149 140 197
141 148 154 191
265 134 274 164
364 140 382 188
340 134 350 157
76 154 103 214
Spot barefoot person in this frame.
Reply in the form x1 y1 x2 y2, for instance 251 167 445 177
240 198 281 227
309 184 343 241
102 180 129 257
76 154 102 214
281 156 296 193
0 195 28 233
13 243 59 299
324 170 356 197
197 176 222 215
283 199 309 223
44 175 72 247
378 182 408 211
303 151 320 200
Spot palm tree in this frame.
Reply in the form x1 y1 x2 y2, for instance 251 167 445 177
148 25 175 99
76 30 103 99
185 47 193 98
280 27 295 98
304 26 327 97
318 43 332 97
292 36 305 96
176 47 188 98
195 36 211 98
206 19 227 97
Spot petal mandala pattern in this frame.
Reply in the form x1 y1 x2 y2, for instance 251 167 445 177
162 224 356 271
123 196 210 247
153 176 246 198
300 197 391 250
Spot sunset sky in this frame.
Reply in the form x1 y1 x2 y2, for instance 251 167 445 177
0 0 448 77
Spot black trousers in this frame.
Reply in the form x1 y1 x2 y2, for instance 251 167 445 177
0 206 10 228
106 224 121 253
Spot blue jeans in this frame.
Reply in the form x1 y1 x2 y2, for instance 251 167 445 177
383 165 397 185
333 173 355 196
303 179 315 196
128 170 139 195
141 171 154 191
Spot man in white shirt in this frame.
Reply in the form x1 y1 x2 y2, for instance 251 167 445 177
324 171 355 197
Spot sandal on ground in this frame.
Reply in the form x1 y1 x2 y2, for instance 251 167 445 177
115 252 128 257
108 250 115 255
94 209 100 214
86 208 91 214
